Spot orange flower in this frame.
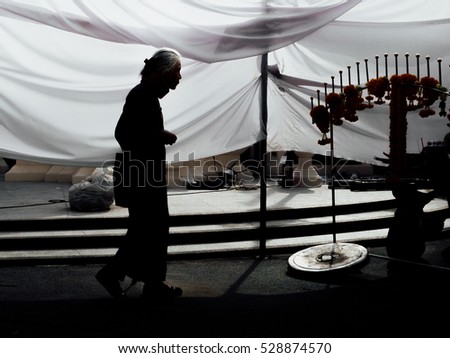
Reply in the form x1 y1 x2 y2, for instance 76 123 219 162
420 76 439 107
310 105 330 134
367 76 390 103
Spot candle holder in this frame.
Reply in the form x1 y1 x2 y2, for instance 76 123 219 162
289 52 450 275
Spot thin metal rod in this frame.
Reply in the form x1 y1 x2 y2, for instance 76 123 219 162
364 58 369 82
329 111 336 244
416 53 420 79
356 62 360 85
384 53 388 78
375 55 379 78
259 53 268 255
438 58 442 84
370 253 450 273
394 53 399 75
405 52 409 74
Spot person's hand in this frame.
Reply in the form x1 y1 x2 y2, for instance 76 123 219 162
161 130 177 145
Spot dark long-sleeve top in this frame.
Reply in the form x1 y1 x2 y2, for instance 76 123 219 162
115 81 166 160
114 81 167 190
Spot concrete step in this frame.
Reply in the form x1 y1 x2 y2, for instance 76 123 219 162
1 204 448 266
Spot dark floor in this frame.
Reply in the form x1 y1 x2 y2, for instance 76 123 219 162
1 241 450 338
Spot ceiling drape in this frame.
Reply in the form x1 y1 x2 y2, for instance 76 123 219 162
1 0 449 166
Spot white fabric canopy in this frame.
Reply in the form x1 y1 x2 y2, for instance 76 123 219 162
1 0 450 166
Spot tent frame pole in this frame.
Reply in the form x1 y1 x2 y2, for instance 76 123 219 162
259 53 268 256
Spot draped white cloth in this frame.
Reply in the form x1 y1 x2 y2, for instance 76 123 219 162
1 0 450 166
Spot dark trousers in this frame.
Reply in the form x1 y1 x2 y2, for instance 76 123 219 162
109 189 169 283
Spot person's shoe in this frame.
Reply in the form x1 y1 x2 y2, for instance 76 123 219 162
95 266 126 299
142 281 182 301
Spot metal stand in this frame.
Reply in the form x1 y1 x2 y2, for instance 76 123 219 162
288 99 369 276
288 242 368 274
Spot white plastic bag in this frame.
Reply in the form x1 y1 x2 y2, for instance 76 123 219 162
69 168 114 212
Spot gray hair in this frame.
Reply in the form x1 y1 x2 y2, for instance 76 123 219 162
140 48 181 78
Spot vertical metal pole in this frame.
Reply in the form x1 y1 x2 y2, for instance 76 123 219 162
324 86 337 244
438 58 442 84
356 62 360 85
416 53 420 79
330 109 337 244
385 53 389 78
259 53 268 255
395 53 399 75
375 55 379 78
405 53 409 74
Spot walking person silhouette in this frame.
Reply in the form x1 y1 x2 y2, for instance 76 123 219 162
96 48 182 301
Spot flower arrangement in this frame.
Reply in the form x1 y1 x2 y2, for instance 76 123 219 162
310 105 331 145
418 76 444 117
326 92 344 126
366 76 390 104
310 72 449 180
